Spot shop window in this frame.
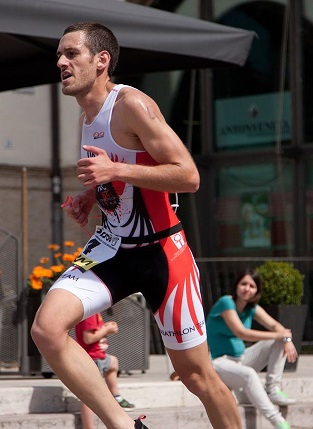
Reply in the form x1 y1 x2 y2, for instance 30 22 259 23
216 161 294 256
212 1 291 151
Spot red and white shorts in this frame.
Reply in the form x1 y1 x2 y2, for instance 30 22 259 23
50 230 206 350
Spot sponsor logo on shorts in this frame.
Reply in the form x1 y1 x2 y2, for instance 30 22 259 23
61 272 79 281
171 232 185 249
159 320 204 337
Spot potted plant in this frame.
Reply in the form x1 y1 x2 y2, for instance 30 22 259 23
28 241 82 293
255 260 308 371
27 241 82 376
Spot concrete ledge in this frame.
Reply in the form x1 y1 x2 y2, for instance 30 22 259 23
0 407 210 429
0 386 68 415
0 355 312 428
0 382 201 415
238 402 313 429
0 413 78 428
0 405 310 429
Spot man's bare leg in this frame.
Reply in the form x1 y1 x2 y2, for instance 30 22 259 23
167 343 242 429
81 402 96 429
31 289 135 429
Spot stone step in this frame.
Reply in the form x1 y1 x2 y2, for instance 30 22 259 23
0 376 311 416
0 354 312 428
0 382 202 416
0 405 311 429
239 403 313 429
0 413 79 428
0 408 209 429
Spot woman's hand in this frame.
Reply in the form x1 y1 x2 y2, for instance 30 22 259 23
274 328 293 341
284 341 298 363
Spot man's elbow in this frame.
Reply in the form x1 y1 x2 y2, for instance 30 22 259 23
187 170 200 193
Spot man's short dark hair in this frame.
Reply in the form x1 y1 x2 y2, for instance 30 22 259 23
63 22 120 77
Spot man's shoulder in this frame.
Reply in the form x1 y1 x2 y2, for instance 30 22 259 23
115 85 153 108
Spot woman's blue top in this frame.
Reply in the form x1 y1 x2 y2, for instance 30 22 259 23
206 295 257 359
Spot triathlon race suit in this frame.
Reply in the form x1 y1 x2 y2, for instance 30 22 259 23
50 84 206 350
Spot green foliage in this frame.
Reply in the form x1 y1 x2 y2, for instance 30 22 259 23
256 261 304 305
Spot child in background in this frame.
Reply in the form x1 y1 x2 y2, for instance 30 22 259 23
75 313 135 429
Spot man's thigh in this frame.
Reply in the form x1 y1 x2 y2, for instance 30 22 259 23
49 266 113 320
167 341 211 378
35 287 84 330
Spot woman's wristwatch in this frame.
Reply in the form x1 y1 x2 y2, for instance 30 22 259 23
283 337 292 343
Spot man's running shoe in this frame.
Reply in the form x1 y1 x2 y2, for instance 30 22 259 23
268 388 296 406
275 421 291 429
116 397 135 411
134 415 149 429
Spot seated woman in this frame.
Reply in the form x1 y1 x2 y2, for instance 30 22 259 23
206 268 297 429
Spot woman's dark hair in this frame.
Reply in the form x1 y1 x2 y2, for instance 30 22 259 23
63 22 120 77
231 268 262 306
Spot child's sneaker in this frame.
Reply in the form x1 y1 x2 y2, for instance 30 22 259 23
134 415 149 429
115 396 135 411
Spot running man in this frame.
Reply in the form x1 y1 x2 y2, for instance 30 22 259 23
31 22 242 429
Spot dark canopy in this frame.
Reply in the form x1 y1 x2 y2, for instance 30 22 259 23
0 0 255 92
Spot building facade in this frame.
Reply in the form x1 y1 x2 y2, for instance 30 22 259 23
1 0 312 345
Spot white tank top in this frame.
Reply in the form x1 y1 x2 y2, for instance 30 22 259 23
81 84 180 242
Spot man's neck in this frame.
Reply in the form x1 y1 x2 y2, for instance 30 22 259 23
79 80 114 124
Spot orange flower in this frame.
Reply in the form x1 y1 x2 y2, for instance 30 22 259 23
32 266 53 279
28 241 82 292
62 253 76 262
73 249 82 259
48 244 60 251
50 264 65 273
29 275 43 290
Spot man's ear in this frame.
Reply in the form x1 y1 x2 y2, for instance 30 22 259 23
97 50 111 71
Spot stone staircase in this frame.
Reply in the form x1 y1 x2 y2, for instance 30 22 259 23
0 355 312 428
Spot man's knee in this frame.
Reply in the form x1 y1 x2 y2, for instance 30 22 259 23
181 365 221 398
180 372 204 396
31 313 67 354
31 289 83 351
31 317 52 349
